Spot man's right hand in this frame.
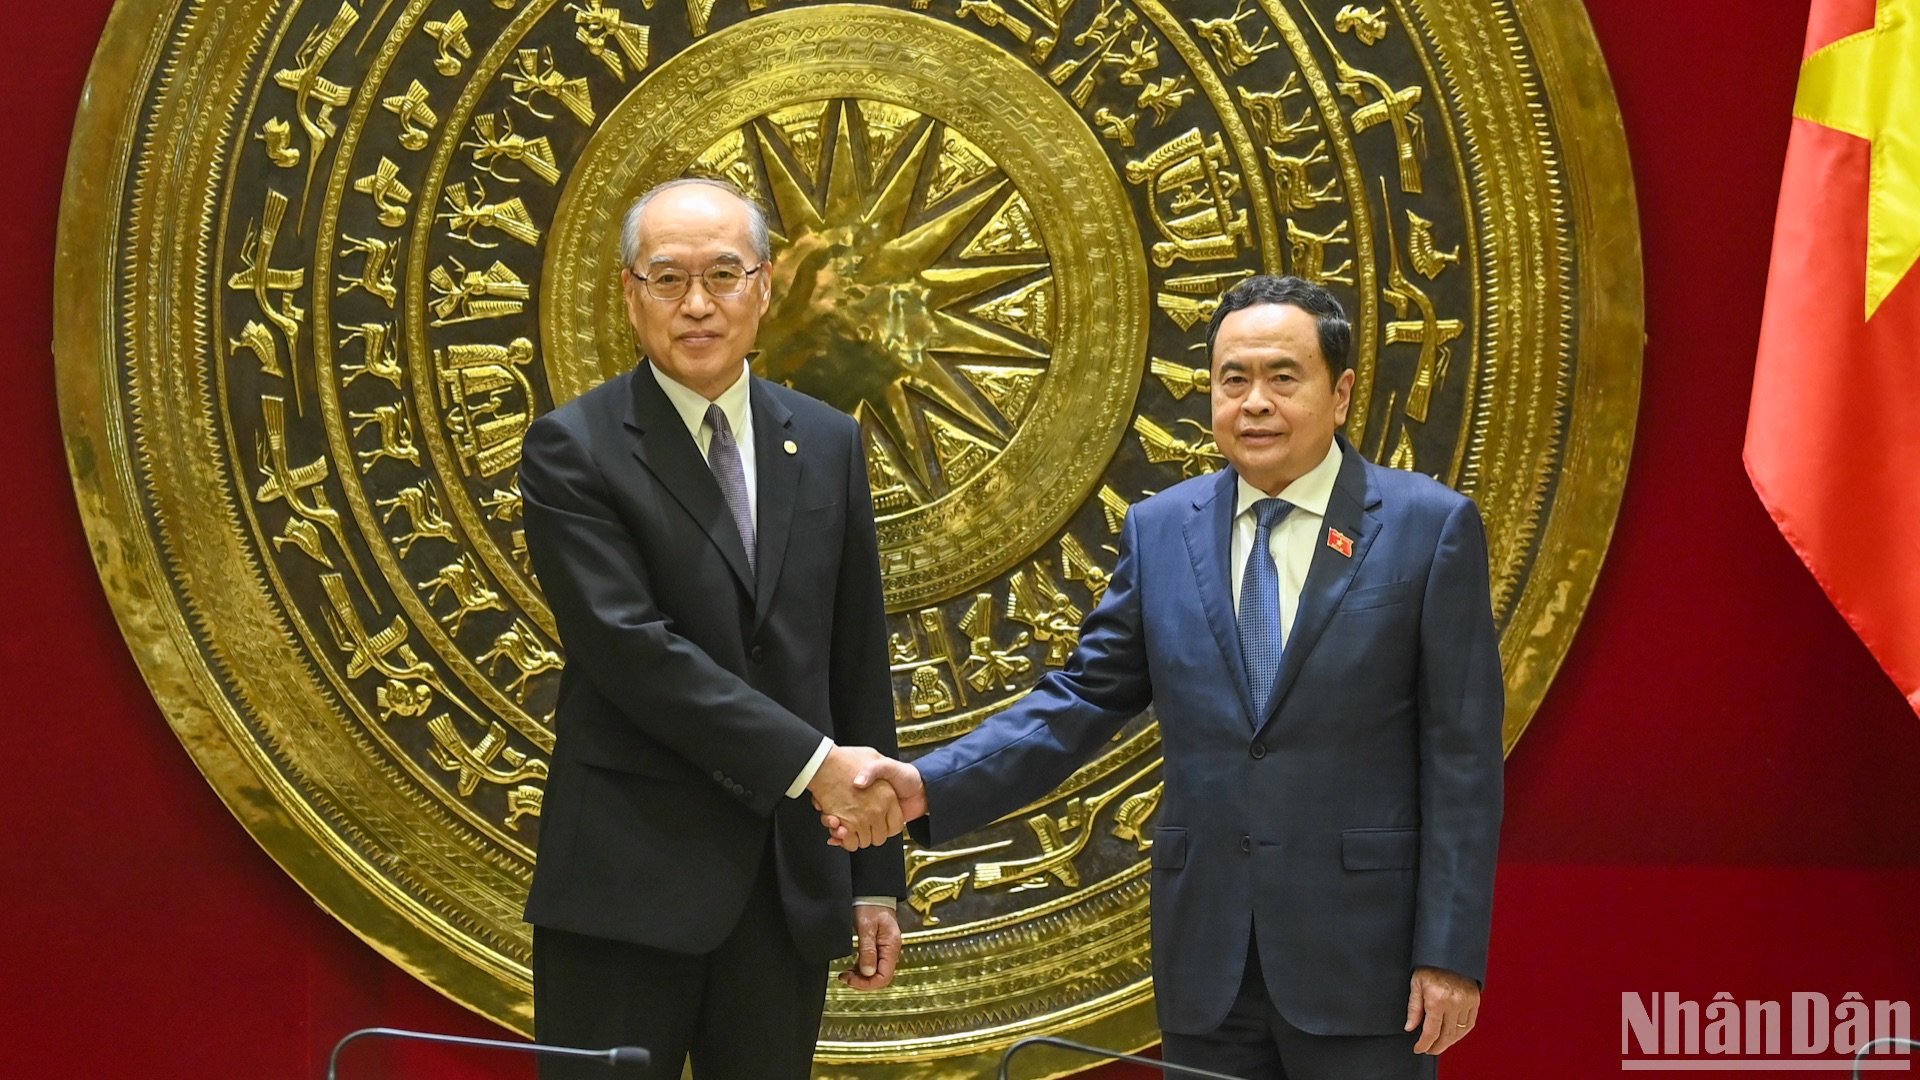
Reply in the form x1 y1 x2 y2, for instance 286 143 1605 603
807 746 904 851
821 758 925 851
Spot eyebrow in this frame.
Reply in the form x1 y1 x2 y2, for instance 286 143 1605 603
1218 355 1306 373
645 252 747 267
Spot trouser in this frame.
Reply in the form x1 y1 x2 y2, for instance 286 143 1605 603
532 850 827 1080
1160 932 1439 1080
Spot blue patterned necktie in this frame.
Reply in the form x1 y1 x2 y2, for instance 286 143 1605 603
1238 497 1293 715
704 403 755 576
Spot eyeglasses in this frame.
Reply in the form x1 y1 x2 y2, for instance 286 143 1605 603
628 262 764 301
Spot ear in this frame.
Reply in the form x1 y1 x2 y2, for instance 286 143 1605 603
621 268 648 331
1331 366 1356 425
754 262 773 318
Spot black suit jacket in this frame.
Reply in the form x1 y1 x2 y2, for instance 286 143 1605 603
911 438 1503 1036
520 364 905 964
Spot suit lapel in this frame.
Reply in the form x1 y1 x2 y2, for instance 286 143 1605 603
1257 439 1382 730
624 364 754 595
749 379 799 631
1184 468 1257 726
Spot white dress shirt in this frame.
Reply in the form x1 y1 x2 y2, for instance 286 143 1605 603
1230 438 1343 650
648 361 759 532
650 363 891 908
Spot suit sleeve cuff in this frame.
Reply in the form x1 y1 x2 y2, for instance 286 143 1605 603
853 896 898 910
786 736 835 799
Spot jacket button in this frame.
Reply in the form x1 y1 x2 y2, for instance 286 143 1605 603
1241 835 1252 853
712 770 725 782
750 645 766 663
1250 742 1267 759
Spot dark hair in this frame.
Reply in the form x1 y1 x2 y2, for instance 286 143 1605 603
1205 274 1351 380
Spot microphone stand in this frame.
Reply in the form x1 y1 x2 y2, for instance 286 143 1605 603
1853 1037 1920 1079
999 1036 1250 1080
327 1026 649 1079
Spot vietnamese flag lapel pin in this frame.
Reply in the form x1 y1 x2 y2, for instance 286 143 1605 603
1327 527 1354 558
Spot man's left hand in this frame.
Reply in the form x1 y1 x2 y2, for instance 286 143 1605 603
1405 966 1480 1054
839 905 901 991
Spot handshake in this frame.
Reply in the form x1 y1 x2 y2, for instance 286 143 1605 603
805 746 926 851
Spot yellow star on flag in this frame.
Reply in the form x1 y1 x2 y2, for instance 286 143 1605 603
1795 0 1920 318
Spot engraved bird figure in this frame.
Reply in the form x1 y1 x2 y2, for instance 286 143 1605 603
429 257 530 324
908 873 971 925
380 80 439 151
463 111 561 185
570 0 651 80
1406 210 1460 278
440 179 541 248
1148 357 1209 401
318 572 435 683
353 157 414 228
257 117 300 167
506 47 595 125
428 717 547 797
1093 106 1138 147
230 320 285 378
1058 533 1114 605
426 10 473 76
1135 75 1193 124
958 593 1032 692
1133 415 1223 478
1112 781 1164 850
1006 562 1083 666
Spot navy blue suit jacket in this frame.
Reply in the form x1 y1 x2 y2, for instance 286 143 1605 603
911 437 1503 1036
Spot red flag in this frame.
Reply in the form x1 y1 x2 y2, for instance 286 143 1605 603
1747 0 1920 716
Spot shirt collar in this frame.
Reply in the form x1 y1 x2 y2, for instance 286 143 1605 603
1235 437 1342 520
648 360 752 441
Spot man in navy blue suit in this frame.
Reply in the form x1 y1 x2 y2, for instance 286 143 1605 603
829 275 1504 1078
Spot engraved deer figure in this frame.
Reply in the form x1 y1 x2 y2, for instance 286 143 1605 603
349 403 421 468
419 555 505 634
479 619 562 702
337 322 404 388
377 482 458 556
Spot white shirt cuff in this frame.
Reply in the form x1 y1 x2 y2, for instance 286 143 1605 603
853 896 899 910
786 736 835 799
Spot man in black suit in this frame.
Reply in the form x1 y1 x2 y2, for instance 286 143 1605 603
520 178 907 1079
834 277 1503 1079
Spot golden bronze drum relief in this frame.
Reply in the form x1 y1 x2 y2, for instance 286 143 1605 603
55 0 1640 1073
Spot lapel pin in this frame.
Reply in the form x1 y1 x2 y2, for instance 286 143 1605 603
1327 527 1354 558
783 439 798 455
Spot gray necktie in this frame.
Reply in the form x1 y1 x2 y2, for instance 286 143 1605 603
704 403 755 575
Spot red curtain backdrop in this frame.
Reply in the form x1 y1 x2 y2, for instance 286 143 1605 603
4 2 1916 1078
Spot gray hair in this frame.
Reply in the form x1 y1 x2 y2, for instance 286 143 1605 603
619 177 772 268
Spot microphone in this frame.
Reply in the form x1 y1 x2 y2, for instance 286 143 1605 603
327 1026 650 1079
998 1036 1249 1080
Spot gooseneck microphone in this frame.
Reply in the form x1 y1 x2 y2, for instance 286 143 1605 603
998 1036 1249 1079
327 1026 650 1079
